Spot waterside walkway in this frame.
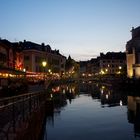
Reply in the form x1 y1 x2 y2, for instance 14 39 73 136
0 85 53 140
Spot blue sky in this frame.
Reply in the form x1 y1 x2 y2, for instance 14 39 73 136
0 0 140 60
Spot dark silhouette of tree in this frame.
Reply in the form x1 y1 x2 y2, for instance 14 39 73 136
65 55 79 78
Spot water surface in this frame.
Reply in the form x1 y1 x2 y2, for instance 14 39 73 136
43 83 140 140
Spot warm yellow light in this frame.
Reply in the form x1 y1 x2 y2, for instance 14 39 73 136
117 71 121 74
106 94 109 99
50 94 53 98
42 61 47 67
48 69 51 73
82 73 85 76
100 70 105 75
120 100 123 106
88 74 91 76
101 86 105 89
105 69 108 72
63 89 66 94
72 71 75 74
23 68 26 72
119 66 122 70
9 74 13 77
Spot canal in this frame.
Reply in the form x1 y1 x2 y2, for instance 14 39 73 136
42 82 140 140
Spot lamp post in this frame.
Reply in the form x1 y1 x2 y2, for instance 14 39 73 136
42 61 47 80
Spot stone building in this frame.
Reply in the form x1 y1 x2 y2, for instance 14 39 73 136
18 40 66 77
126 26 140 78
0 39 25 86
0 39 15 68
89 58 100 75
79 52 126 77
0 38 66 83
99 52 126 75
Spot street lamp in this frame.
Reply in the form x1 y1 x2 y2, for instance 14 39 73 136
42 61 47 68
23 68 26 72
119 66 122 70
48 69 51 73
42 60 47 80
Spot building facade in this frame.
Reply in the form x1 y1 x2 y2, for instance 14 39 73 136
79 59 99 77
99 52 126 75
19 41 66 79
0 39 15 69
0 39 25 87
0 38 66 84
89 58 100 75
126 26 140 78
46 49 66 75
79 52 126 77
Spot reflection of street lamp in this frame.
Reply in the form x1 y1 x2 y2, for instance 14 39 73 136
42 61 47 80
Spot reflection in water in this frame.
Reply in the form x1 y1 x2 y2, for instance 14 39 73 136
127 96 140 137
79 83 127 108
99 85 127 107
43 82 140 140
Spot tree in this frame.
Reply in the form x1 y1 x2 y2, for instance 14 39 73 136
65 55 79 78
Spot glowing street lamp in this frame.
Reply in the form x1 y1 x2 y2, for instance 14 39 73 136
42 61 47 68
48 69 51 73
42 61 47 80
119 66 122 70
23 68 26 72
100 69 105 75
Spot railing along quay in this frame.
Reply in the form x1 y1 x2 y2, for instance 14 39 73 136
0 91 47 140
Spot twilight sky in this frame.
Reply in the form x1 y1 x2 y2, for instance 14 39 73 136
0 0 140 60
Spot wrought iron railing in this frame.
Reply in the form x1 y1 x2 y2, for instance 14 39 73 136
0 91 47 140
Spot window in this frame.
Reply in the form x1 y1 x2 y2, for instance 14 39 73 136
52 59 59 65
35 56 42 63
24 55 30 61
0 53 6 62
26 66 29 71
61 64 64 68
36 66 38 72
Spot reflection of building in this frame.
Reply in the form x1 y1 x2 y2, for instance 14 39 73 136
127 96 140 137
79 83 90 93
126 26 140 78
79 61 87 77
100 85 127 107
